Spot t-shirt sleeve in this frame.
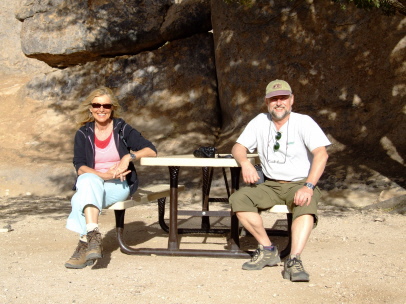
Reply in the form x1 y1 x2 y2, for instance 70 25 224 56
300 115 331 152
236 119 258 153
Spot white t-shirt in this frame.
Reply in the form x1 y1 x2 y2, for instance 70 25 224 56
236 112 331 181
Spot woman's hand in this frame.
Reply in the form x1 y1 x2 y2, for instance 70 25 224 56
78 163 130 182
104 165 119 181
112 155 132 181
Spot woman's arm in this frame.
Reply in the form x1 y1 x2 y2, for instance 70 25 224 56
77 165 119 181
113 147 157 180
113 123 158 181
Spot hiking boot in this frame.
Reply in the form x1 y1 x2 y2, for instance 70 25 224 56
65 241 95 269
283 256 310 282
86 228 103 261
242 245 281 270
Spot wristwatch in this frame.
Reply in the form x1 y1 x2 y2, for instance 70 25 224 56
130 153 136 160
304 182 315 190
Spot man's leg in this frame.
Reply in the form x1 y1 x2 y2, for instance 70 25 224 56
230 184 283 270
236 211 280 270
236 211 272 247
283 214 315 282
290 214 314 255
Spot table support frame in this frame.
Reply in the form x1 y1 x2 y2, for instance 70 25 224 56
117 159 291 258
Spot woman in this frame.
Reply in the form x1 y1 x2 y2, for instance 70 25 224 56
65 86 157 269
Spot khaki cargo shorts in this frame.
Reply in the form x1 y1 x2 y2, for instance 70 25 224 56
229 179 320 227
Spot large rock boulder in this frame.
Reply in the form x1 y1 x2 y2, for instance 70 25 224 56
211 0 405 187
0 0 404 199
16 0 172 67
0 0 51 75
16 0 212 68
22 33 220 155
161 0 211 41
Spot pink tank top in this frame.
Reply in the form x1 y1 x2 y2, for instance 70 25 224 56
94 134 120 173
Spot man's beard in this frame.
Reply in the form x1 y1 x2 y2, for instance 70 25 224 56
270 107 291 121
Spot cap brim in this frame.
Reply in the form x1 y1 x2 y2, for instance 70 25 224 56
265 90 292 98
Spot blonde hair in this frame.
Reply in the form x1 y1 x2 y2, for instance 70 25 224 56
76 86 122 127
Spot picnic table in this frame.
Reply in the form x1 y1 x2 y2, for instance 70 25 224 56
137 154 260 257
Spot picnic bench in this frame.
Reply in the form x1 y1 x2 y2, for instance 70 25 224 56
106 184 185 253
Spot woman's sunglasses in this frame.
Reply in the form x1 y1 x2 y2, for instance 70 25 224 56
91 103 113 109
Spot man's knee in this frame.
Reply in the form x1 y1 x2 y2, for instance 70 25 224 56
292 213 318 228
229 188 261 213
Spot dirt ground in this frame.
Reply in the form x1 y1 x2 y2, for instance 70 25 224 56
0 193 405 304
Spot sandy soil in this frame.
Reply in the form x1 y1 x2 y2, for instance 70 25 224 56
0 194 405 304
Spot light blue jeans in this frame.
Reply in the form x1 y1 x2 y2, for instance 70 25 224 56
66 173 130 236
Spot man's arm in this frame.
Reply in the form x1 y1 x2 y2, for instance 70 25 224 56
294 146 329 206
232 143 260 184
306 146 329 187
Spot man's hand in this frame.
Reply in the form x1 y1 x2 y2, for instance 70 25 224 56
293 186 313 206
232 143 259 184
241 162 260 184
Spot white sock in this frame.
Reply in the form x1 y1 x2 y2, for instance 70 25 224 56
86 223 98 233
80 235 87 243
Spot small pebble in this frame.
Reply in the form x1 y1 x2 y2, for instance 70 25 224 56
374 217 385 222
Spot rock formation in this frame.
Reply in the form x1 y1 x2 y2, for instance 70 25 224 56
0 0 404 199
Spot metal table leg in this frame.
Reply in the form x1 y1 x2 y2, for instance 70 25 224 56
168 166 180 250
201 167 213 230
228 167 242 251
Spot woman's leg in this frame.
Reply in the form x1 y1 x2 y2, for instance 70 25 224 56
84 179 129 261
66 173 105 235
102 179 130 209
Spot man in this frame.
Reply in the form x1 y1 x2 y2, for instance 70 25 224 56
229 79 330 282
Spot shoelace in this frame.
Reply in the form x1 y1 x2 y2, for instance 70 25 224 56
71 242 87 260
87 230 101 249
287 257 304 271
251 248 261 262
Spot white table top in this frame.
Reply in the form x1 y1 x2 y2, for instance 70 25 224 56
140 154 259 168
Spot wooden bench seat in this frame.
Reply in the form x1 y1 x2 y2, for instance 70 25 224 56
106 184 185 254
269 204 291 214
107 184 185 210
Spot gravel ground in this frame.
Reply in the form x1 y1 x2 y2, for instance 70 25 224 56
1 195 405 304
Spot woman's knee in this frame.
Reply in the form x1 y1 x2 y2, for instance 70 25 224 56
76 173 103 189
72 173 104 211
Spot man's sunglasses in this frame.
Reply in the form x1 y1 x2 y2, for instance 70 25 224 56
91 103 113 109
274 132 282 151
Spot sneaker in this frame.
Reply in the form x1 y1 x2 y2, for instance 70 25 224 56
64 241 95 269
86 228 103 261
283 256 310 282
242 245 281 270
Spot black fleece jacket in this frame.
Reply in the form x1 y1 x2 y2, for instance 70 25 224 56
73 118 157 195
